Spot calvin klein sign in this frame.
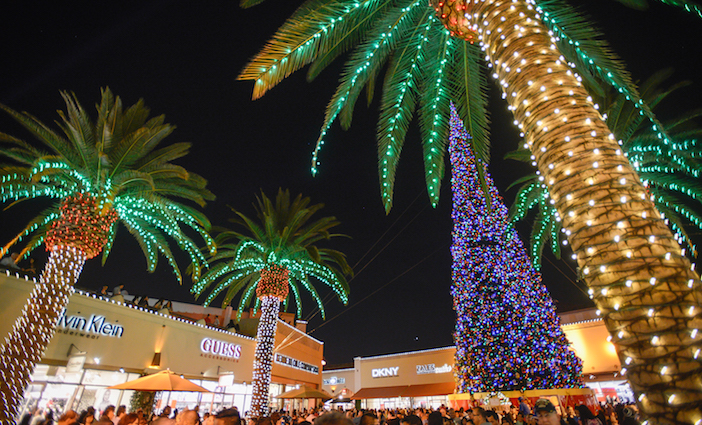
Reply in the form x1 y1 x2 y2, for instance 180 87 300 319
57 311 124 337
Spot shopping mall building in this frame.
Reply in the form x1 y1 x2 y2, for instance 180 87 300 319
2 270 629 416
322 309 630 409
0 272 324 416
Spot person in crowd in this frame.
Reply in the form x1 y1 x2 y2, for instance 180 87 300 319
518 398 530 418
137 295 150 308
100 286 109 296
113 406 127 425
176 410 200 425
19 407 37 425
58 412 79 425
39 411 55 425
30 409 46 425
78 408 96 425
360 413 379 425
153 407 176 425
214 408 240 425
101 406 116 424
575 406 601 425
204 314 213 325
154 298 165 309
534 399 566 425
427 412 443 425
400 415 422 425
214 315 221 326
117 414 138 425
1 252 20 270
314 412 354 425
472 410 489 425
484 412 499 425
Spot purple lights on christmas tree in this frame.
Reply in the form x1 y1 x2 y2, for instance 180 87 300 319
449 103 583 392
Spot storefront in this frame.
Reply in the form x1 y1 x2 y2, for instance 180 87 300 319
0 273 324 417
323 308 630 409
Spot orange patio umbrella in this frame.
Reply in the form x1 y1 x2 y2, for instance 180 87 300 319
108 370 210 392
275 386 332 400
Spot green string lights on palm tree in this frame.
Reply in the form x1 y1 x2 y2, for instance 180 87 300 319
191 189 351 419
0 88 215 422
239 0 702 421
508 69 702 270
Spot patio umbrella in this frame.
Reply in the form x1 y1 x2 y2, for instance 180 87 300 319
276 386 332 399
108 370 210 392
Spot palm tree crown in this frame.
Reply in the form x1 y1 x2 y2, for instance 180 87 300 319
191 189 352 319
239 0 699 213
0 87 215 280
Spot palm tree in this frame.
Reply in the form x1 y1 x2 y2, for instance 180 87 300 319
238 0 702 421
509 69 702 270
0 88 215 422
191 189 351 418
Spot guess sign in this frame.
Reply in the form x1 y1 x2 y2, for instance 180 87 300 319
200 338 242 359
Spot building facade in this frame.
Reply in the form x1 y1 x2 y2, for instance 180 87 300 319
0 273 324 416
322 309 628 409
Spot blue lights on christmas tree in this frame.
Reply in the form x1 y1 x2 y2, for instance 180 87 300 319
449 103 583 392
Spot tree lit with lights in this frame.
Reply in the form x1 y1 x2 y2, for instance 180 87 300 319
449 104 582 392
191 189 351 418
510 69 702 271
0 88 215 422
240 0 702 420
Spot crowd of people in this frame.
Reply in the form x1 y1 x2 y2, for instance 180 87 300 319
17 398 641 425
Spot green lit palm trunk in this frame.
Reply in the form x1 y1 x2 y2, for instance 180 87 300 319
0 246 86 424
250 295 281 419
433 0 702 422
0 194 116 424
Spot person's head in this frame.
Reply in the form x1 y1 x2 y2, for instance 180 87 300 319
399 414 422 425
215 408 241 425
104 406 116 420
360 414 378 425
484 412 499 425
472 410 486 425
162 407 172 418
59 410 78 425
533 400 559 425
427 412 443 425
515 414 523 423
116 406 127 418
118 414 139 425
179 411 200 425
575 406 594 420
314 412 354 425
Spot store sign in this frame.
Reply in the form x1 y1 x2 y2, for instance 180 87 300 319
66 353 87 373
323 376 346 385
416 363 453 375
274 353 319 374
57 311 124 338
371 367 399 378
200 338 242 359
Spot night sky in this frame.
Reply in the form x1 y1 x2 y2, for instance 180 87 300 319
1 1 701 366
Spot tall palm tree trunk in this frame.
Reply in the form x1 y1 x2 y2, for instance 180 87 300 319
250 295 281 419
433 0 702 422
0 246 87 424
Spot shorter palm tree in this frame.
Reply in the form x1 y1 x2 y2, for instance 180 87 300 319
191 189 352 418
0 88 215 420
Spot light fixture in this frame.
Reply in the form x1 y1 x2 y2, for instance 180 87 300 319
150 352 161 368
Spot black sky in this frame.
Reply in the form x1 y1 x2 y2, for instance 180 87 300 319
1 1 701 365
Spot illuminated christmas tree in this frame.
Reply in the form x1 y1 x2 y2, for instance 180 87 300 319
448 104 583 392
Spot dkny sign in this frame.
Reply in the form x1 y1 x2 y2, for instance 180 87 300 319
371 366 399 378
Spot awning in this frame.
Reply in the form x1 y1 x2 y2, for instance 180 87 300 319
402 382 455 397
351 383 455 400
